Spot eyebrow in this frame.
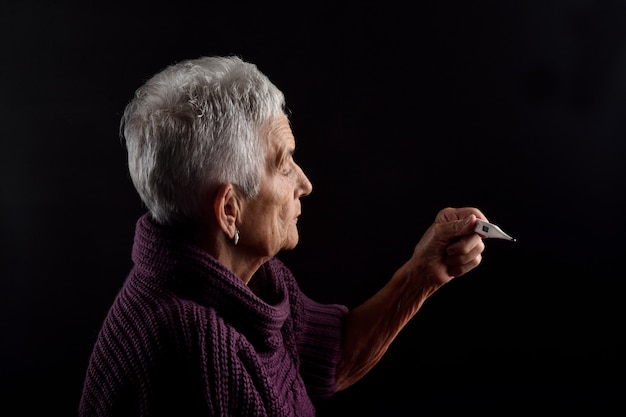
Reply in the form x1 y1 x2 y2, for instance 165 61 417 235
276 146 294 169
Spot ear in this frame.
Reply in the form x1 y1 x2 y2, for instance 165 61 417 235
214 184 240 239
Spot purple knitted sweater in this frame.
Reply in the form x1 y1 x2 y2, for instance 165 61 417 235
79 213 347 417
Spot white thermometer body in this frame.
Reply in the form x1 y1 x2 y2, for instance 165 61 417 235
474 219 516 241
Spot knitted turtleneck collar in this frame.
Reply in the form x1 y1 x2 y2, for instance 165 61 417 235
131 213 290 352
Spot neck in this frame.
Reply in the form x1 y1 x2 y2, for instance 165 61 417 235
188 224 267 285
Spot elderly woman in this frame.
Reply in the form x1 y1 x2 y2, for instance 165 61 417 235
79 56 487 417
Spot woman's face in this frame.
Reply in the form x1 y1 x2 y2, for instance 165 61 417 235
239 114 313 256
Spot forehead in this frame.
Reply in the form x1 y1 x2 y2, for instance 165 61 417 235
263 113 295 152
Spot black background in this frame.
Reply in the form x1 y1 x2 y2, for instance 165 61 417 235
2 1 625 415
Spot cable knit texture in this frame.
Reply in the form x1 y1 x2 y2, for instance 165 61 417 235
79 213 347 417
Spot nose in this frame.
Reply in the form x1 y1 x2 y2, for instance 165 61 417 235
297 165 313 197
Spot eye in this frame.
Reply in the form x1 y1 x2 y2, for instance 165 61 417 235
281 155 295 176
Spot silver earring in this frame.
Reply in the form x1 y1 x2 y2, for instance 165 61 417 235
233 228 240 245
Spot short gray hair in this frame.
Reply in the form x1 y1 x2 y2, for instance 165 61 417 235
121 56 286 225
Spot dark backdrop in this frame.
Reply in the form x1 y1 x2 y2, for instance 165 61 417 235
2 1 624 415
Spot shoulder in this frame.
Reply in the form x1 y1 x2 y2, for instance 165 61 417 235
105 275 224 349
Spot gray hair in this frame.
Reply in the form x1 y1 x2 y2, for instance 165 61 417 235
121 56 286 225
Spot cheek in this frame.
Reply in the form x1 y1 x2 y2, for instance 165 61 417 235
257 197 290 234
257 181 294 232
271 187 293 224
279 204 292 225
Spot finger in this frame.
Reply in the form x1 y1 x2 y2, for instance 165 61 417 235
436 207 488 224
444 242 484 267
446 234 485 257
444 234 485 277
432 215 476 243
446 253 483 278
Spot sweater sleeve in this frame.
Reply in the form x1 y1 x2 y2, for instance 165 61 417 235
265 257 348 400
294 293 348 400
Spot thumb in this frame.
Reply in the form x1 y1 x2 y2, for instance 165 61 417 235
432 214 476 242
452 214 477 237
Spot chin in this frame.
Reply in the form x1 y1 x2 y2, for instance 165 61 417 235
282 235 299 251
